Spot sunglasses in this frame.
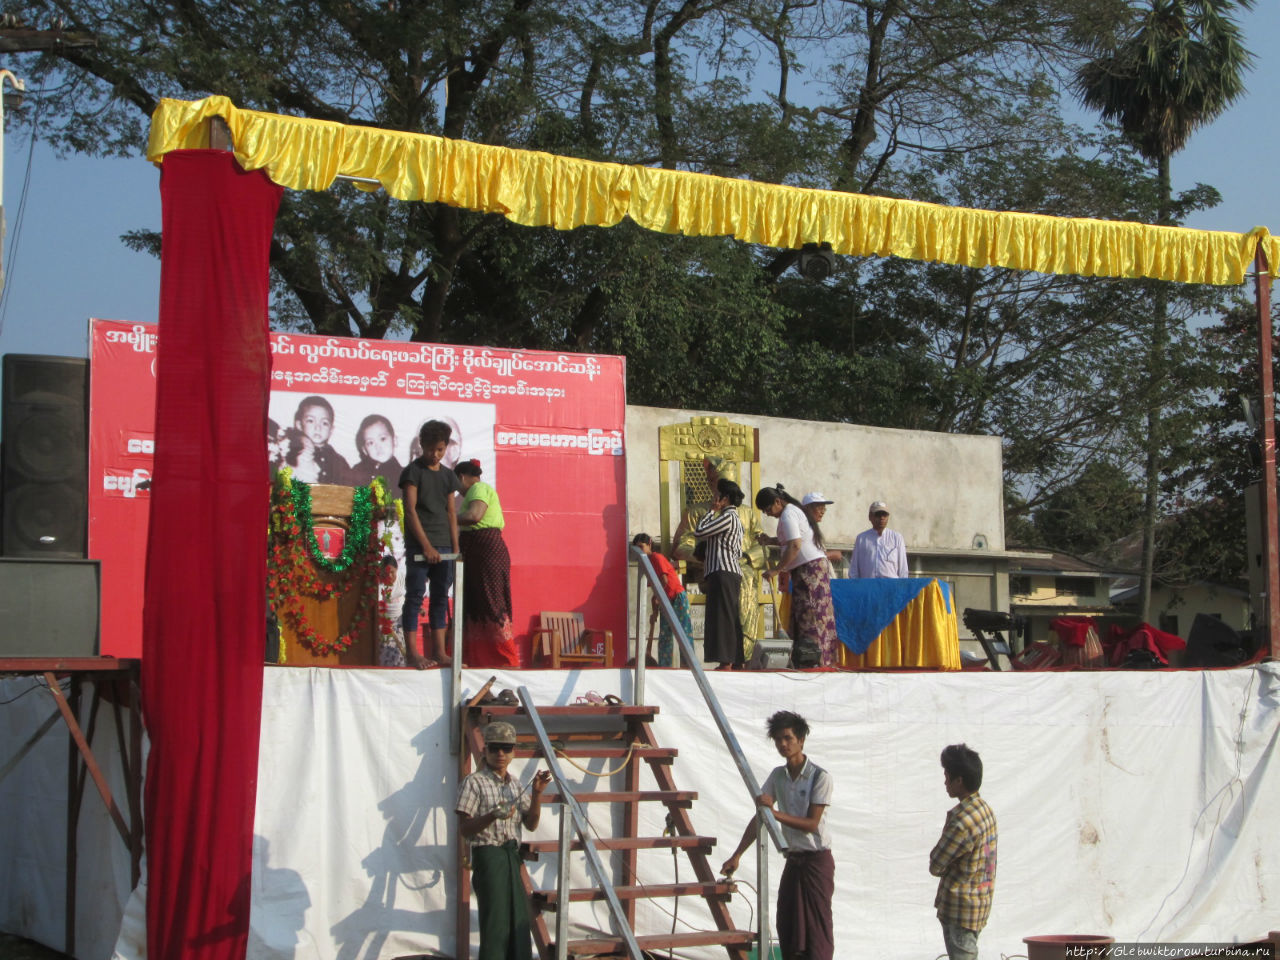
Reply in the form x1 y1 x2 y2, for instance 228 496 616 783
487 742 516 753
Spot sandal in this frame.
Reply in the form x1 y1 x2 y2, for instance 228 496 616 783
575 691 607 706
495 689 519 706
603 694 624 706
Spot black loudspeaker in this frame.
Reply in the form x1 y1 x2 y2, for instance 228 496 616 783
1184 612 1248 668
2 354 89 558
0 558 100 656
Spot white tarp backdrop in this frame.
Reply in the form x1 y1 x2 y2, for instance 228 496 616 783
4 665 1280 960
0 676 136 960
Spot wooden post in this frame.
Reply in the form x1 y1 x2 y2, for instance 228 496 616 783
207 115 233 150
63 678 79 956
1255 245 1278 656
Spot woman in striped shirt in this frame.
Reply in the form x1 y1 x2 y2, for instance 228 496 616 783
694 477 746 670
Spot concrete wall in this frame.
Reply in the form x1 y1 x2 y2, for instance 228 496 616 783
624 404 1005 552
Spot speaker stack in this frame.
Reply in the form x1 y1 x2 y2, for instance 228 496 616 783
0 354 99 658
2 354 88 558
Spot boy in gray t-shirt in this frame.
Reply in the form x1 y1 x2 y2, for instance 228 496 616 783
399 419 461 668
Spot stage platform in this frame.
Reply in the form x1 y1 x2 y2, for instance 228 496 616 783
4 664 1280 959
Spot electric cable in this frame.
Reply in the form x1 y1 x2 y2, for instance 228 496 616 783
0 74 46 333
553 739 645 778
549 730 752 946
0 677 49 705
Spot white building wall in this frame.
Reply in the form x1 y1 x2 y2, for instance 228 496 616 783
624 404 1005 552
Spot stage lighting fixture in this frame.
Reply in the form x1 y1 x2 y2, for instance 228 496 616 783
798 242 835 281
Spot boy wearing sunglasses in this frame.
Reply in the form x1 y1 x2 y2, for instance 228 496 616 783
457 721 552 960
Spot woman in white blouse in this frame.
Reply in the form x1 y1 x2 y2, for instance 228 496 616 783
756 484 839 668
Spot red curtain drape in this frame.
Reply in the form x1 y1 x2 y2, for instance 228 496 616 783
142 150 282 960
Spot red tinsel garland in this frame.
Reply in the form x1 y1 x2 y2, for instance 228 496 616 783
267 474 397 657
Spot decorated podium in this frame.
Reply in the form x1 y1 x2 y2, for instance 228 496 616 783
267 473 398 666
832 577 961 670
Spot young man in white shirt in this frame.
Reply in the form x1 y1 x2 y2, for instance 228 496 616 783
721 710 834 960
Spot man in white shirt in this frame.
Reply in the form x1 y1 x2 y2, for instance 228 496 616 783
851 500 908 578
721 710 834 960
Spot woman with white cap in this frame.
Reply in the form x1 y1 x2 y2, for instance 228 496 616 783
801 492 844 565
755 484 838 668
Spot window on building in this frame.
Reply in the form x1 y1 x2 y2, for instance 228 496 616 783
1054 576 1097 598
1009 575 1031 597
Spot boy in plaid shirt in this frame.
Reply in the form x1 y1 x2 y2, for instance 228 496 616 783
929 743 997 960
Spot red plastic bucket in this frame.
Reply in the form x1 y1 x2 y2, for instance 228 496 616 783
1023 935 1114 960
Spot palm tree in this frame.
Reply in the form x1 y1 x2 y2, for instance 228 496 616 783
1073 0 1254 624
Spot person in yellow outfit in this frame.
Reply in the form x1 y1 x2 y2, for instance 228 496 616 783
673 456 766 663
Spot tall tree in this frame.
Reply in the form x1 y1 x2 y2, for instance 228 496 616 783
1160 298 1274 587
1032 461 1145 560
1073 0 1254 622
14 0 1127 344
810 120 1230 521
18 0 1248 545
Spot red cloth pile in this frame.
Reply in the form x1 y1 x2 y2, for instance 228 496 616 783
1050 617 1105 667
1105 622 1186 666
1049 616 1096 647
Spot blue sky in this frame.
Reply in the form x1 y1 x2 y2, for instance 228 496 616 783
0 4 1275 362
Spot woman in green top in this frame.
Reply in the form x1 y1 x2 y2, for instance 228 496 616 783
456 459 520 667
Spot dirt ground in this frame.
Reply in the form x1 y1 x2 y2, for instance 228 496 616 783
0 934 70 960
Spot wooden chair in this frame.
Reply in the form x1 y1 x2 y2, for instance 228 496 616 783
530 611 613 668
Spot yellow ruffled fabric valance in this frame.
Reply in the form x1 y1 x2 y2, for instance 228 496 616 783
148 96 1277 286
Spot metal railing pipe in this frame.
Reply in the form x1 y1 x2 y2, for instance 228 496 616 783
632 557 648 705
518 686 644 960
627 545 787 854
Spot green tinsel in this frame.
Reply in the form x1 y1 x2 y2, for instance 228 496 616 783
291 479 374 573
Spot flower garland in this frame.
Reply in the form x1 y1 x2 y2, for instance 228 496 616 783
268 470 397 657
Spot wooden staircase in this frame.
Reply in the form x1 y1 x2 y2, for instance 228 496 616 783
458 698 756 960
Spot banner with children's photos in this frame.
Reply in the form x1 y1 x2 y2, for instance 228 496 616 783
88 319 627 658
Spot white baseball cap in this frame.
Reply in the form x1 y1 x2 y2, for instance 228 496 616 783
802 492 834 506
869 500 890 514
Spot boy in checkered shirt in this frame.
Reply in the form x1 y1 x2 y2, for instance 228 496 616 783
457 721 551 960
929 743 997 960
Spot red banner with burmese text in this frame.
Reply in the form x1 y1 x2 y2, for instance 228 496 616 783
89 324 628 660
